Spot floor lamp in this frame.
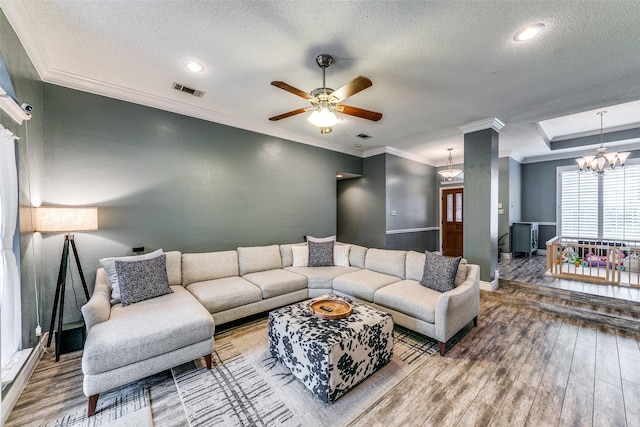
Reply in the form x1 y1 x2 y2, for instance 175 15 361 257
35 206 98 361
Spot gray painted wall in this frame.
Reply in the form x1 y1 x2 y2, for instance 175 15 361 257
337 154 386 248
40 84 362 327
337 153 438 252
509 157 522 225
1 9 44 351
385 154 437 252
463 128 499 282
496 156 523 253
498 157 511 252
386 231 437 252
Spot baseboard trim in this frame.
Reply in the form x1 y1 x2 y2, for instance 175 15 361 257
1 334 47 425
480 279 499 291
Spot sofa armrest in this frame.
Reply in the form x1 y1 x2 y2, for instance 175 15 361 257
81 268 112 331
434 264 480 342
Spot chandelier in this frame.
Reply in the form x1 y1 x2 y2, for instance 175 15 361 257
576 111 630 174
438 148 463 181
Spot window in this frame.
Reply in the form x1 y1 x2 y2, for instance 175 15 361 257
558 161 640 241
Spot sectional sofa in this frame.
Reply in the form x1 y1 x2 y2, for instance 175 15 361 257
81 242 480 415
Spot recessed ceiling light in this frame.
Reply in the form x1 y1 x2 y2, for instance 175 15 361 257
355 144 362 148
184 60 204 72
514 23 545 42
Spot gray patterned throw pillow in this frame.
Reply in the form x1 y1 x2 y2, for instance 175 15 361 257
420 251 461 292
308 241 335 267
115 254 173 306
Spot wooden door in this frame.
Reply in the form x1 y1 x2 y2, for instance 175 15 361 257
441 188 463 257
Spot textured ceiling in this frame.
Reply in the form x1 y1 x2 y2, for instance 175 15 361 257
2 0 640 165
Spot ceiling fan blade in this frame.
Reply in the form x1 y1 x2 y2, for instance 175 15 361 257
271 81 313 100
330 76 372 102
268 107 310 121
335 104 382 121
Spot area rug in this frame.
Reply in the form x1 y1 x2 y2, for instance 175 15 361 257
172 317 439 427
39 387 152 427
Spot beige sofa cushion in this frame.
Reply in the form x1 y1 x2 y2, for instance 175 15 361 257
332 269 400 302
243 269 307 299
238 245 282 275
164 251 183 286
186 276 262 313
405 251 425 281
454 258 468 286
82 286 214 375
365 248 407 279
347 244 367 269
286 266 359 289
373 279 439 323
182 251 239 286
279 243 306 268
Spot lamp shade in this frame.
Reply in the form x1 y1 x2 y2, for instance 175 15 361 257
35 207 98 233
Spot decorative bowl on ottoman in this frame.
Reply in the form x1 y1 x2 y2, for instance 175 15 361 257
268 295 394 403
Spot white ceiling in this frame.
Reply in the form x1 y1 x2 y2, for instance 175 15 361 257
2 0 640 165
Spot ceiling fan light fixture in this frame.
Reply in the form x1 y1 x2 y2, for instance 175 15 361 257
320 126 333 135
308 107 339 128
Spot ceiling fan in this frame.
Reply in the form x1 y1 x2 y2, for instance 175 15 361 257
269 54 382 134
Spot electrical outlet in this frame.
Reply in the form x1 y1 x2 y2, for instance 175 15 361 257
35 326 42 336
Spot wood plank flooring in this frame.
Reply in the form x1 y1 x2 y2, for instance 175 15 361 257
6 294 640 426
499 255 640 303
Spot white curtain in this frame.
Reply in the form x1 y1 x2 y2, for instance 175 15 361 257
1 124 22 370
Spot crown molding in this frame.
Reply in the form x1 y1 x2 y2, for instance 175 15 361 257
0 1 50 80
363 146 434 165
459 117 506 134
499 150 524 163
0 1 363 158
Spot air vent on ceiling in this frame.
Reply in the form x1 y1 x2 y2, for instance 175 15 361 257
172 82 205 98
356 133 372 139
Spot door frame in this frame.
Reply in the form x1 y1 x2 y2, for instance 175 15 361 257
439 185 464 255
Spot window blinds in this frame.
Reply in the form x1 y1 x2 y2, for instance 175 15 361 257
559 164 640 241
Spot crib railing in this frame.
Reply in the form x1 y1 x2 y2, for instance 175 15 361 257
546 236 640 287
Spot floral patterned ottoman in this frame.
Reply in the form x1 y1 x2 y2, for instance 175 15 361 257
268 295 394 403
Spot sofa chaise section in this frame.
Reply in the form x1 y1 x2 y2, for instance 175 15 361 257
81 251 214 416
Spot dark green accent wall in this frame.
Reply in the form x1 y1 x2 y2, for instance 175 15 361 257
337 154 386 248
463 128 499 282
40 84 362 326
385 154 437 252
498 156 523 253
1 9 44 351
337 153 438 252
385 155 436 230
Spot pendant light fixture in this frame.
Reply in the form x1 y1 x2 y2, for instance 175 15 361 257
438 148 463 181
576 111 630 174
